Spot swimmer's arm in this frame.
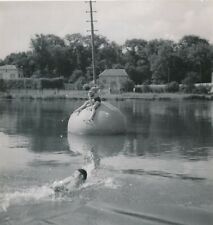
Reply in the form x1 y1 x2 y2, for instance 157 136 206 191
51 176 73 189
61 176 73 185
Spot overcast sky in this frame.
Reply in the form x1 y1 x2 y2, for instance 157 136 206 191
0 0 213 59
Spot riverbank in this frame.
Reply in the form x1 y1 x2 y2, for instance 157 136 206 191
0 89 213 101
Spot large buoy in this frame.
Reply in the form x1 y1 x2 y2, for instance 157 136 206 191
68 102 126 135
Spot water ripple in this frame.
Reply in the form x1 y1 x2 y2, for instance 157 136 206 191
110 207 186 225
122 169 206 181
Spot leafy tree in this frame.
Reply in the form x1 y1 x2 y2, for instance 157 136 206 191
146 40 175 84
65 33 90 73
177 35 212 83
0 59 4 66
121 79 135 92
0 79 6 92
69 69 84 83
30 34 65 76
123 39 151 84
1 33 212 87
181 71 199 93
166 81 179 92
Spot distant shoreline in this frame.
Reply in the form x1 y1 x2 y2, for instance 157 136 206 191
1 89 213 101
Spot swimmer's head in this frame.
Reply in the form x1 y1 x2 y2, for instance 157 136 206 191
77 169 87 181
74 168 87 181
73 169 87 187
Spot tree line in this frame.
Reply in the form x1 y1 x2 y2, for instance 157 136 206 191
1 33 213 85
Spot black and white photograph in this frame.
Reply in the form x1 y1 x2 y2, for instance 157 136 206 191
0 0 213 224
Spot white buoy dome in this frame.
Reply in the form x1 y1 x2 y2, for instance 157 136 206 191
68 102 126 135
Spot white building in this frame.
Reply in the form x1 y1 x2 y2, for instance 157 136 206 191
98 69 129 93
0 65 21 79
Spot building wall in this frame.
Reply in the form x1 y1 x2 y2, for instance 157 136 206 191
0 68 19 79
99 75 128 92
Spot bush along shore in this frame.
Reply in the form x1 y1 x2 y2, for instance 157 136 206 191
1 89 213 101
0 77 213 101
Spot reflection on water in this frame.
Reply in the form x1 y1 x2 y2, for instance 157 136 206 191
119 100 213 159
68 134 125 156
68 134 126 168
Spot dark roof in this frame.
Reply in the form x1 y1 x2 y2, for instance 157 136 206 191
0 65 17 70
99 69 128 77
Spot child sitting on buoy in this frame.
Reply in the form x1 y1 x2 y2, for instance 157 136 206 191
74 86 101 122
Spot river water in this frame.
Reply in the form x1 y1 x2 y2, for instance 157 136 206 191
0 99 213 225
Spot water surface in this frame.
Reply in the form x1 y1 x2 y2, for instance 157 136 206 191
0 99 213 225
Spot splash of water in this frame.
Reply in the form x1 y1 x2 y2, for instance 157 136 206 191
0 185 55 211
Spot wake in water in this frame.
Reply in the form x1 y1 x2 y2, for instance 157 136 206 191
0 148 122 212
0 185 55 212
0 163 119 212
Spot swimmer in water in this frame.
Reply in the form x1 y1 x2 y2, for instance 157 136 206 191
52 169 87 194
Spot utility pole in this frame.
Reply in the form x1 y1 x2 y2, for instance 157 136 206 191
86 0 97 84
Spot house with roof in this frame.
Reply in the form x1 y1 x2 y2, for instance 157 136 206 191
98 69 129 93
0 65 22 79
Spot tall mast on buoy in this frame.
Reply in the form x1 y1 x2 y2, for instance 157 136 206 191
86 0 97 84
